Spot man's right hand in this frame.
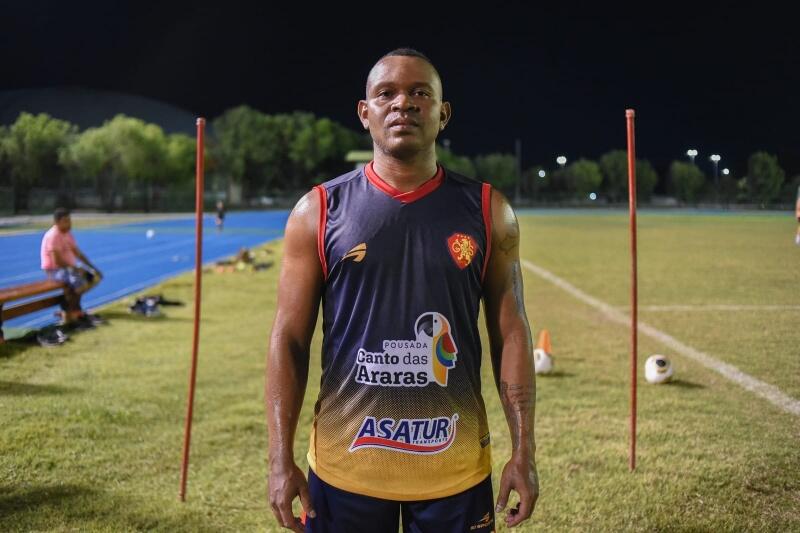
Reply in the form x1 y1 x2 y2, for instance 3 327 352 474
266 189 322 531
268 461 316 532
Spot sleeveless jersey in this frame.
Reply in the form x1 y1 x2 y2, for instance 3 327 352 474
307 160 494 501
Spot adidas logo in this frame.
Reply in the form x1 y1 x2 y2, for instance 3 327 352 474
343 242 367 263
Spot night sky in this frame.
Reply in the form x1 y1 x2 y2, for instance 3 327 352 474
2 2 797 178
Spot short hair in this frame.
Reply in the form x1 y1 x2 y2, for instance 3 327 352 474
367 47 443 96
379 47 435 67
54 207 70 222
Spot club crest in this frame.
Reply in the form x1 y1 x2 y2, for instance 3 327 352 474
447 233 478 269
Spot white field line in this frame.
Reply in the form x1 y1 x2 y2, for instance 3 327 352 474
521 259 800 417
626 304 800 312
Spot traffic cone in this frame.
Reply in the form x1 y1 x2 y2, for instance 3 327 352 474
536 329 551 354
534 329 553 374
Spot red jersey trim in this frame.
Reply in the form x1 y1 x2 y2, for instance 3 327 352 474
364 160 444 203
480 183 492 283
314 185 328 280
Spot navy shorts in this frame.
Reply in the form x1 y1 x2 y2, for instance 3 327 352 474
304 469 495 533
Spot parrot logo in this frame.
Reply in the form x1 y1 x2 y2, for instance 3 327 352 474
415 312 458 386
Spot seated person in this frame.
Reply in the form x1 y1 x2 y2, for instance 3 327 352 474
40 208 103 326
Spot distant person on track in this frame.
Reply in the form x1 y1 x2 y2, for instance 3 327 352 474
216 200 226 231
40 208 103 326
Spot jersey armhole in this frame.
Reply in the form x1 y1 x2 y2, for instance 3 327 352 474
480 182 492 283
314 185 328 280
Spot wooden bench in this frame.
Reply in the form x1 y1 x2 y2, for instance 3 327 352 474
0 279 67 342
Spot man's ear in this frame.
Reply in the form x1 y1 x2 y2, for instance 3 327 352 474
439 101 452 130
357 100 369 130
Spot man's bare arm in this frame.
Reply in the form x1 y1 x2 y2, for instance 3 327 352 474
74 247 100 274
266 189 322 531
482 188 538 528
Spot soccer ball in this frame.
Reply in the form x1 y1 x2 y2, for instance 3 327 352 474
533 348 553 374
645 354 674 384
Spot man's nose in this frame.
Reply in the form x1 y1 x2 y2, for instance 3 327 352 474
391 93 418 112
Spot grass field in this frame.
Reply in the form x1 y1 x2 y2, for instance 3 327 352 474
1 211 798 531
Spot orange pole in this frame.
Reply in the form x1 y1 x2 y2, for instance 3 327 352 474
179 117 205 501
626 109 638 472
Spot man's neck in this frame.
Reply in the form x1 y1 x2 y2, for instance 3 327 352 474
372 150 438 193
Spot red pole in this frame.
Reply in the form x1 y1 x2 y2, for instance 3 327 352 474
626 109 638 472
179 117 205 501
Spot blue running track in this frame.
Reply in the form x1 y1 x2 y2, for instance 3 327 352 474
0 211 289 334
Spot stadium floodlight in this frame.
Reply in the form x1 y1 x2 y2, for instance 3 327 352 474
538 169 546 178
722 168 730 176
686 149 698 164
710 154 722 204
556 156 567 168
710 154 721 178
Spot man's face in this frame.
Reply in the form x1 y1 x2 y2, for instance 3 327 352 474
358 56 451 160
56 216 71 232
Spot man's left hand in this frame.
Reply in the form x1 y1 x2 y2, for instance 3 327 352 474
495 454 539 528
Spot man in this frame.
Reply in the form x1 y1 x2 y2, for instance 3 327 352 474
266 48 538 532
40 208 103 325
216 200 226 232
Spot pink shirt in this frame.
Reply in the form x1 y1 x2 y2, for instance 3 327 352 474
41 226 78 270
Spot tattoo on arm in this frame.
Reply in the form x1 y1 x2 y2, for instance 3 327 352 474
498 222 520 254
511 261 526 314
500 380 536 452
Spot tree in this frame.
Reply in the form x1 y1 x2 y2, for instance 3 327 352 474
289 116 363 186
473 153 517 190
599 150 658 203
521 165 549 201
1 112 77 212
635 159 658 202
564 159 602 199
669 161 706 203
780 175 800 205
745 152 785 206
0 126 9 213
110 117 168 211
599 150 628 202
0 125 8 186
213 106 365 197
59 125 117 210
276 111 314 189
718 173 739 206
213 106 283 196
164 133 196 185
436 145 476 178
60 115 169 211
